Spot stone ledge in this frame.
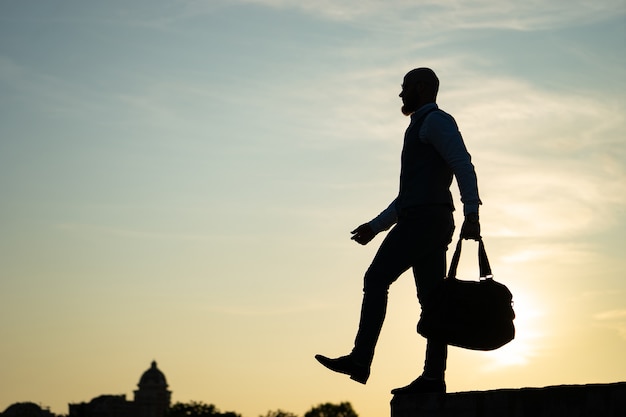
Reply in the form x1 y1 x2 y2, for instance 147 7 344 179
390 382 626 417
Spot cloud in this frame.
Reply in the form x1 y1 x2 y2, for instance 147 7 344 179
122 0 625 34
294 64 626 240
202 302 329 316
501 247 570 264
232 0 626 31
268 57 626 243
441 75 626 239
55 222 230 242
595 309 626 320
594 309 626 340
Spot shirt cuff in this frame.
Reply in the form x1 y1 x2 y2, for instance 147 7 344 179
368 202 398 234
463 204 480 216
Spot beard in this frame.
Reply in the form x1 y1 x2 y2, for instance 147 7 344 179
401 96 419 115
401 103 417 116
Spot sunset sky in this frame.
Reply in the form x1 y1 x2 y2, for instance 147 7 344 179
1 1 625 416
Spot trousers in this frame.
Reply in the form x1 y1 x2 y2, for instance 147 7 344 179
351 205 455 379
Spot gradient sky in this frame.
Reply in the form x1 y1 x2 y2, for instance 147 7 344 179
1 1 625 416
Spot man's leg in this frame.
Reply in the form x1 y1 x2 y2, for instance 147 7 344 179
316 220 416 383
416 248 449 381
317 207 453 385
351 222 415 364
392 207 454 394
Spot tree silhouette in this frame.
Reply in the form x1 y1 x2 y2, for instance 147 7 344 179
259 410 299 417
169 401 241 417
304 402 358 417
1 402 60 417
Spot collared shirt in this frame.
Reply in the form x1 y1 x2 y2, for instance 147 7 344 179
369 103 481 233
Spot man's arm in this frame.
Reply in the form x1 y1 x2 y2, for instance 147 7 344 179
422 111 482 240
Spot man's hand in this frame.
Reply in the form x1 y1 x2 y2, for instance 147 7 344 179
351 223 376 245
460 213 481 240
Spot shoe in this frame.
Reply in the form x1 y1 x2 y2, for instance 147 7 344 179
391 375 446 395
314 354 370 384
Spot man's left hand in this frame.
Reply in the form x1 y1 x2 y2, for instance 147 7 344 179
460 213 481 240
351 223 376 245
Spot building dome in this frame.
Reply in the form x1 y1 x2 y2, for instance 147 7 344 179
138 360 168 388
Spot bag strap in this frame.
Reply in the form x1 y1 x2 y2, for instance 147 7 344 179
447 238 493 280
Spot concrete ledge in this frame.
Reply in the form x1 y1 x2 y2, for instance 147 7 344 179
390 382 626 417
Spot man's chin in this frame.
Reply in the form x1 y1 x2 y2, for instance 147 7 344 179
401 105 415 116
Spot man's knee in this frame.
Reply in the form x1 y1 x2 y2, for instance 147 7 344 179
363 267 397 294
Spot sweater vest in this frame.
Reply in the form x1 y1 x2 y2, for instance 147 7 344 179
396 109 454 213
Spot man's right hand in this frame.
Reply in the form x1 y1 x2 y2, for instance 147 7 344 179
351 223 376 245
460 213 481 240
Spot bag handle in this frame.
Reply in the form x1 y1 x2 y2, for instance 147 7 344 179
447 238 493 280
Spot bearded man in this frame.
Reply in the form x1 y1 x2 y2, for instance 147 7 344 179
316 67 482 394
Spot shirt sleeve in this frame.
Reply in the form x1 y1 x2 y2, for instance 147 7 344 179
421 111 482 215
368 198 398 234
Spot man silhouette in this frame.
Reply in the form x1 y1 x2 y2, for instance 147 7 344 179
315 68 481 394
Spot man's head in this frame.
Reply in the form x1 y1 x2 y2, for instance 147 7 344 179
399 67 439 116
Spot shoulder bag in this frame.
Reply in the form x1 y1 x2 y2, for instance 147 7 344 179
417 238 515 350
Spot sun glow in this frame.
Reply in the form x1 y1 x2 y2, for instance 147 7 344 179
480 287 546 370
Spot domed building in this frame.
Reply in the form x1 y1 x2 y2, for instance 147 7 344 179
68 361 171 417
134 361 171 417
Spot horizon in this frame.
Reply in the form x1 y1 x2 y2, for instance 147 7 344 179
1 1 625 416
3 360 624 415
